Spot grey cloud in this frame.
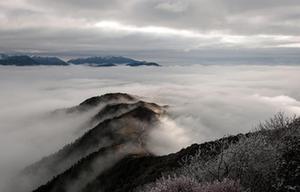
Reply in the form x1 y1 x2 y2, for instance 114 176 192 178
0 0 300 55
155 0 189 13
25 0 300 35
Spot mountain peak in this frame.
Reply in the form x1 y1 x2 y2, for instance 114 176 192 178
78 93 136 108
17 93 166 192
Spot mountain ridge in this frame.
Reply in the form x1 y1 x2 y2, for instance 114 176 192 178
68 56 160 67
0 54 160 67
15 93 165 192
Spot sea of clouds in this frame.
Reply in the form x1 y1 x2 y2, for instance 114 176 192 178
0 64 300 190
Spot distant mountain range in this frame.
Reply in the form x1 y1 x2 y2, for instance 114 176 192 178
0 54 160 67
0 54 68 66
68 56 160 67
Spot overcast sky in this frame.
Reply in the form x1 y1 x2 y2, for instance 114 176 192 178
1 0 300 59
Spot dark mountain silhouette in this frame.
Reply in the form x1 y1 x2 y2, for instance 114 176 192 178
64 92 137 114
68 56 136 65
0 54 67 66
0 53 8 59
126 61 160 67
0 55 39 66
0 54 160 67
68 56 160 67
15 93 165 192
31 56 68 66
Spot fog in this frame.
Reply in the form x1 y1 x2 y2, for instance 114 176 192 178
0 64 300 190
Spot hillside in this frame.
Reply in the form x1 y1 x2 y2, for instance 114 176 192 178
33 113 299 192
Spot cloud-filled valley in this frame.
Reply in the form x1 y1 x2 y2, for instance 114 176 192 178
0 64 300 191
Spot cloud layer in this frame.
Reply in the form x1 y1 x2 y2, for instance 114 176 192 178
0 0 300 55
0 64 300 191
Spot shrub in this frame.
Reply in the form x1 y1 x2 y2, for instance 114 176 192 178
137 175 200 192
258 112 295 131
275 135 300 192
258 112 298 143
221 135 278 192
179 114 300 192
137 114 299 192
180 134 278 192
137 176 242 192
199 178 242 192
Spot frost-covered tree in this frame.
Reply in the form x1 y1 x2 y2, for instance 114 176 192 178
179 113 299 192
137 176 242 192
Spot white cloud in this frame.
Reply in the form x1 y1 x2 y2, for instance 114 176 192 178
93 20 300 49
1 65 300 191
254 94 300 114
94 20 204 38
146 117 191 155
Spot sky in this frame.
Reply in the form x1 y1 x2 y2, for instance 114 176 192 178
0 0 300 60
